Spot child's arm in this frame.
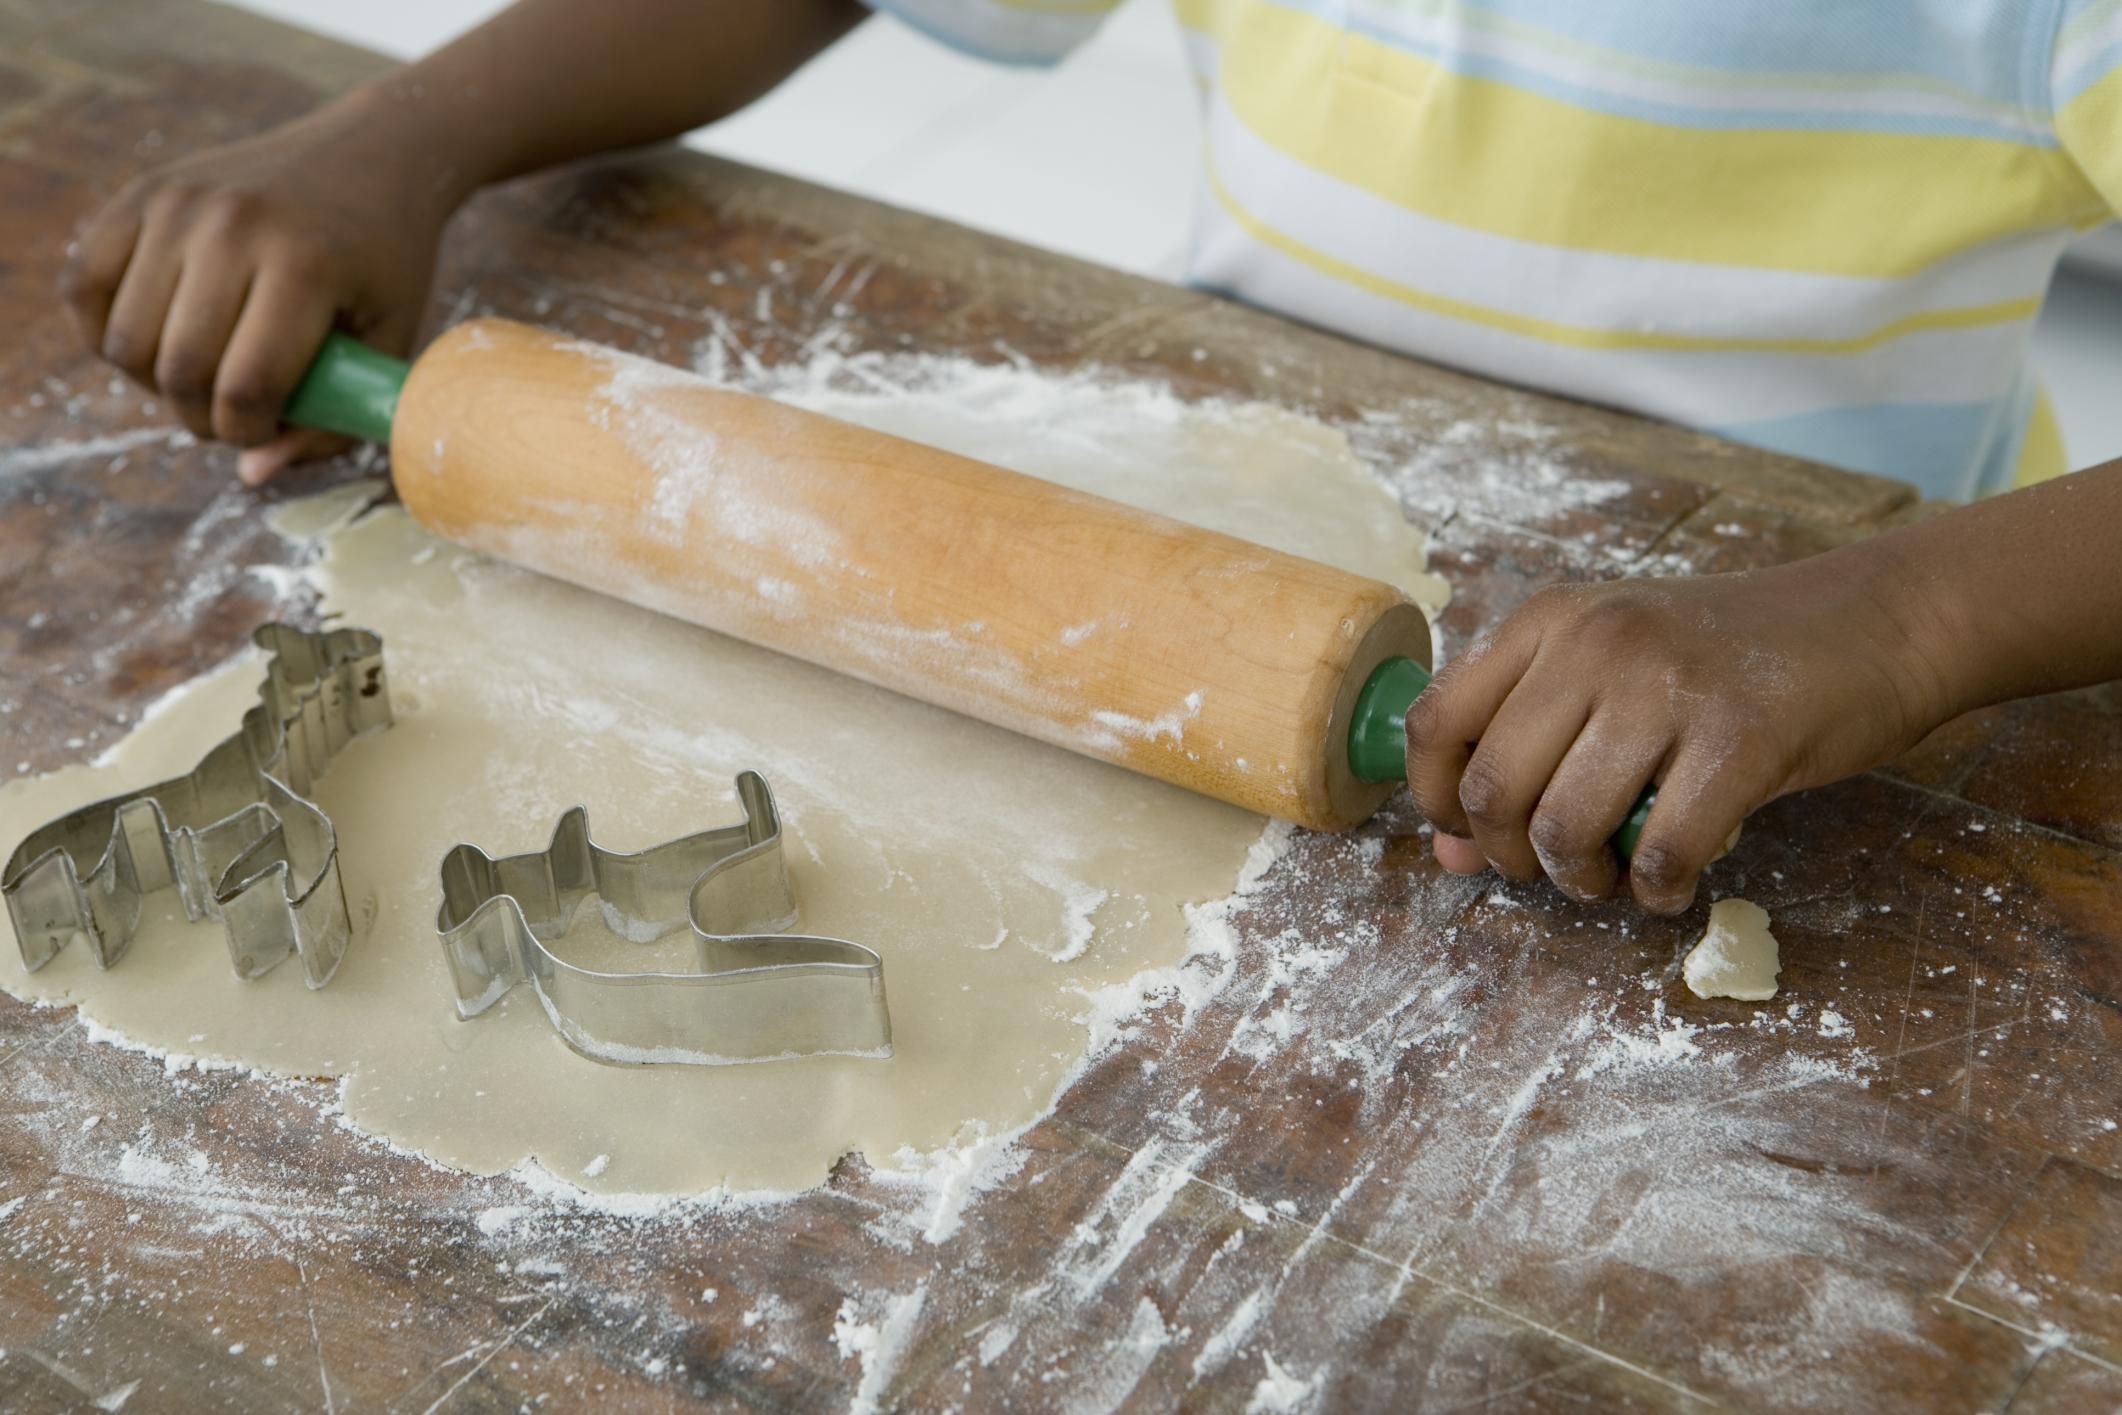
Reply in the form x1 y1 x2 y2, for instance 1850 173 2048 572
1404 462 2122 912
60 0 864 484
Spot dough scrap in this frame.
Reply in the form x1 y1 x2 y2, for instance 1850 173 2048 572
0 367 1444 1195
1683 898 1781 1002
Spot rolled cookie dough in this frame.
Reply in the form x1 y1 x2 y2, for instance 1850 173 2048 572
0 362 1445 1195
1682 898 1781 1001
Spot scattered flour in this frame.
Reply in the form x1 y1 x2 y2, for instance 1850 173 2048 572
1246 1353 1317 1414
835 1284 929 1415
0 425 191 478
1 310 1955 1411
1193 1288 1270 1379
1023 861 1112 964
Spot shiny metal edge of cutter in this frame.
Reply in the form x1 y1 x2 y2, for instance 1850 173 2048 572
436 770 893 1067
3 622 392 988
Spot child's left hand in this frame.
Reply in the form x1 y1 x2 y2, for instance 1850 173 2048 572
1401 545 1955 913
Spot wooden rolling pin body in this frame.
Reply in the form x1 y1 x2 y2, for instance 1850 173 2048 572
391 319 1431 831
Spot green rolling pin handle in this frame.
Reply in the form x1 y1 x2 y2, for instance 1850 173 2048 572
1347 656 1656 861
280 332 411 445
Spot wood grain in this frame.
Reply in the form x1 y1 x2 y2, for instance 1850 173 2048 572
1 4 2117 1412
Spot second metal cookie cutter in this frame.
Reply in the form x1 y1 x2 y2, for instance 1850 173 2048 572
4 623 390 988
437 771 892 1066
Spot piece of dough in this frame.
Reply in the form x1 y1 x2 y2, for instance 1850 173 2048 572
1683 898 1781 1001
0 363 1445 1195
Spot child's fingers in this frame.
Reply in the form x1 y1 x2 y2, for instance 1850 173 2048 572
157 253 255 440
214 265 335 450
237 428 349 487
1624 745 1764 914
59 201 144 350
1453 681 1588 881
346 302 422 378
1402 626 1537 841
98 214 185 388
1431 832 1487 874
1528 717 1668 903
236 438 297 488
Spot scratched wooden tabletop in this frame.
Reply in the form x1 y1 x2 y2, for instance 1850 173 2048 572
2 3 2119 1411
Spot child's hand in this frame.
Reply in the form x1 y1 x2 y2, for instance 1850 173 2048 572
1403 547 1954 913
60 94 451 484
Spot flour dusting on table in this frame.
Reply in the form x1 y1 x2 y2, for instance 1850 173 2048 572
0 323 2003 1411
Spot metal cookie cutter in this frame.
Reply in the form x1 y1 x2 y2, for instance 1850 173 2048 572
4 623 391 988
437 771 891 1066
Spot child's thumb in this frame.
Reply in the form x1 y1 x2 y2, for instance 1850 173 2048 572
1431 831 1489 875
238 428 350 487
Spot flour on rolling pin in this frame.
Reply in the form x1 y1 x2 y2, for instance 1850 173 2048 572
390 319 1445 831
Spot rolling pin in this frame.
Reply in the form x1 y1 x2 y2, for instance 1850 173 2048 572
284 319 1656 848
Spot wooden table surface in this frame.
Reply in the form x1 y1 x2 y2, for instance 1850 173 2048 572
3 4 2119 1411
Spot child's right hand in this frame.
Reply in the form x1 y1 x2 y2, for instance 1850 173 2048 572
60 93 453 485
57 0 872 485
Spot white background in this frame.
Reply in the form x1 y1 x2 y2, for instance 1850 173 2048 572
224 0 2122 468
